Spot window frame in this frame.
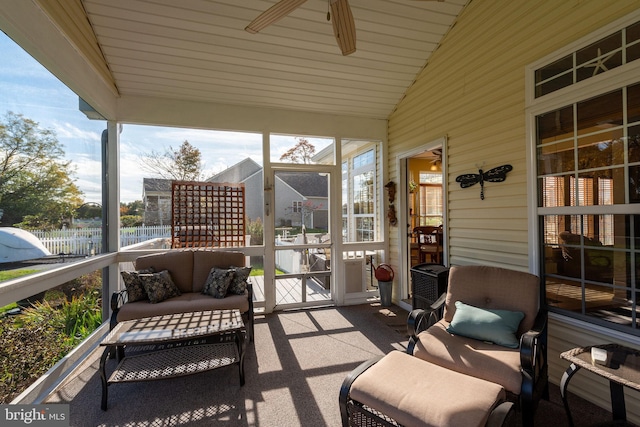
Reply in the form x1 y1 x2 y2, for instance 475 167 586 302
417 171 443 227
342 146 378 242
527 10 640 335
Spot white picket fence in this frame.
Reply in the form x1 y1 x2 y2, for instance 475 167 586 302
31 226 171 255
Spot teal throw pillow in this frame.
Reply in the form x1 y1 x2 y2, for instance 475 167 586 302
446 301 524 348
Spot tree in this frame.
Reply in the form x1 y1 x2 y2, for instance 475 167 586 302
141 140 202 181
120 200 143 227
121 215 143 227
0 112 83 228
279 138 316 164
75 202 101 220
120 200 144 217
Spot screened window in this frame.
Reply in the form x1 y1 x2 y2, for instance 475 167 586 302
123 125 263 246
0 33 106 277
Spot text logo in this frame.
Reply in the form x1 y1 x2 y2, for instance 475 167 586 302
1 405 69 426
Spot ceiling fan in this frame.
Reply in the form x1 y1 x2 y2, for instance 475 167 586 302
245 0 444 56
430 148 443 167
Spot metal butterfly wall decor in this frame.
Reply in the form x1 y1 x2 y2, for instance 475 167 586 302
455 164 513 200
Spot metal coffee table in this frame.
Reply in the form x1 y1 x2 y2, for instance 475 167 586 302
99 309 245 410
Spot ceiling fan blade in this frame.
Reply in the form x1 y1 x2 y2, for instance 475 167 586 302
245 0 308 34
330 0 356 56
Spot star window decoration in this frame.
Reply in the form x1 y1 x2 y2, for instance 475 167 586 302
584 48 617 77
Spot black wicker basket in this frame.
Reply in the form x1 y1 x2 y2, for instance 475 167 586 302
410 263 449 310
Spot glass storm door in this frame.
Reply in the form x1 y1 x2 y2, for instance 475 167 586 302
271 170 332 309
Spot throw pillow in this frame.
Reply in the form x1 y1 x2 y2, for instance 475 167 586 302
120 268 155 302
202 267 235 299
228 266 252 295
446 301 524 348
139 270 181 304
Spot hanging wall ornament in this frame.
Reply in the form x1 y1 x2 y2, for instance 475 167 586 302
385 181 396 203
455 164 513 200
387 204 397 226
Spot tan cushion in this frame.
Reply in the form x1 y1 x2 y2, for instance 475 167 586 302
134 251 194 293
412 321 522 394
116 293 249 322
443 265 539 335
350 351 505 427
192 251 245 293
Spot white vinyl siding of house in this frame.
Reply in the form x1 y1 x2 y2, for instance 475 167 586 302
387 0 640 422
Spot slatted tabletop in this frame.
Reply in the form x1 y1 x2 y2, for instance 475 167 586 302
102 309 244 346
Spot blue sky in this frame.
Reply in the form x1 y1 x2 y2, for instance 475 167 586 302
0 32 331 204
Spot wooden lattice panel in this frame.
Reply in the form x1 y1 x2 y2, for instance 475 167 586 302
171 181 246 248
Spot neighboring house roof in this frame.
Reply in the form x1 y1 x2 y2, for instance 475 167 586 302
143 178 172 193
278 173 328 198
207 158 261 183
209 158 326 199
142 159 327 200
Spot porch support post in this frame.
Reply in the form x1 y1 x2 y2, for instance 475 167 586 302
102 121 120 322
262 131 275 313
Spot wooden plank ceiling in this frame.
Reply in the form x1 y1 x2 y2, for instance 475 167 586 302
80 0 467 119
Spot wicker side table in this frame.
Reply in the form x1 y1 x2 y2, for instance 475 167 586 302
560 344 640 426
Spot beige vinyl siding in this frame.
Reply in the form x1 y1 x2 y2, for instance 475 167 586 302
388 0 640 422
389 0 640 264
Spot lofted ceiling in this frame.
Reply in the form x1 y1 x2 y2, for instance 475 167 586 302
71 0 468 120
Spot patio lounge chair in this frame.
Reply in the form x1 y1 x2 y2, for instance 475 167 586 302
339 265 547 427
408 265 548 427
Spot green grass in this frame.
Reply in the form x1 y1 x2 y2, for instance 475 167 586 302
250 265 284 276
0 269 38 281
0 270 40 314
0 302 18 315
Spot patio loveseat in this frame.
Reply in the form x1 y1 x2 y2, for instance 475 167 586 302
111 249 254 340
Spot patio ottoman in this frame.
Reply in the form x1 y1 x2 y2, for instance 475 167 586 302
339 351 513 427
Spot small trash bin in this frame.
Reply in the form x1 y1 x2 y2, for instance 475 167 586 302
378 281 392 307
373 263 395 307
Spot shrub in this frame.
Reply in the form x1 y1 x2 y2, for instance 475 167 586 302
247 217 263 245
0 312 70 403
18 292 102 345
0 273 102 403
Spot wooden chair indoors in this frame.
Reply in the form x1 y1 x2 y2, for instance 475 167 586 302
414 226 443 264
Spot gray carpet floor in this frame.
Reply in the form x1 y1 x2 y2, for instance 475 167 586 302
45 303 624 426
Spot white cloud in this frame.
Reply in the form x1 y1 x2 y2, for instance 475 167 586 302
118 125 265 200
0 32 337 207
52 121 101 141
